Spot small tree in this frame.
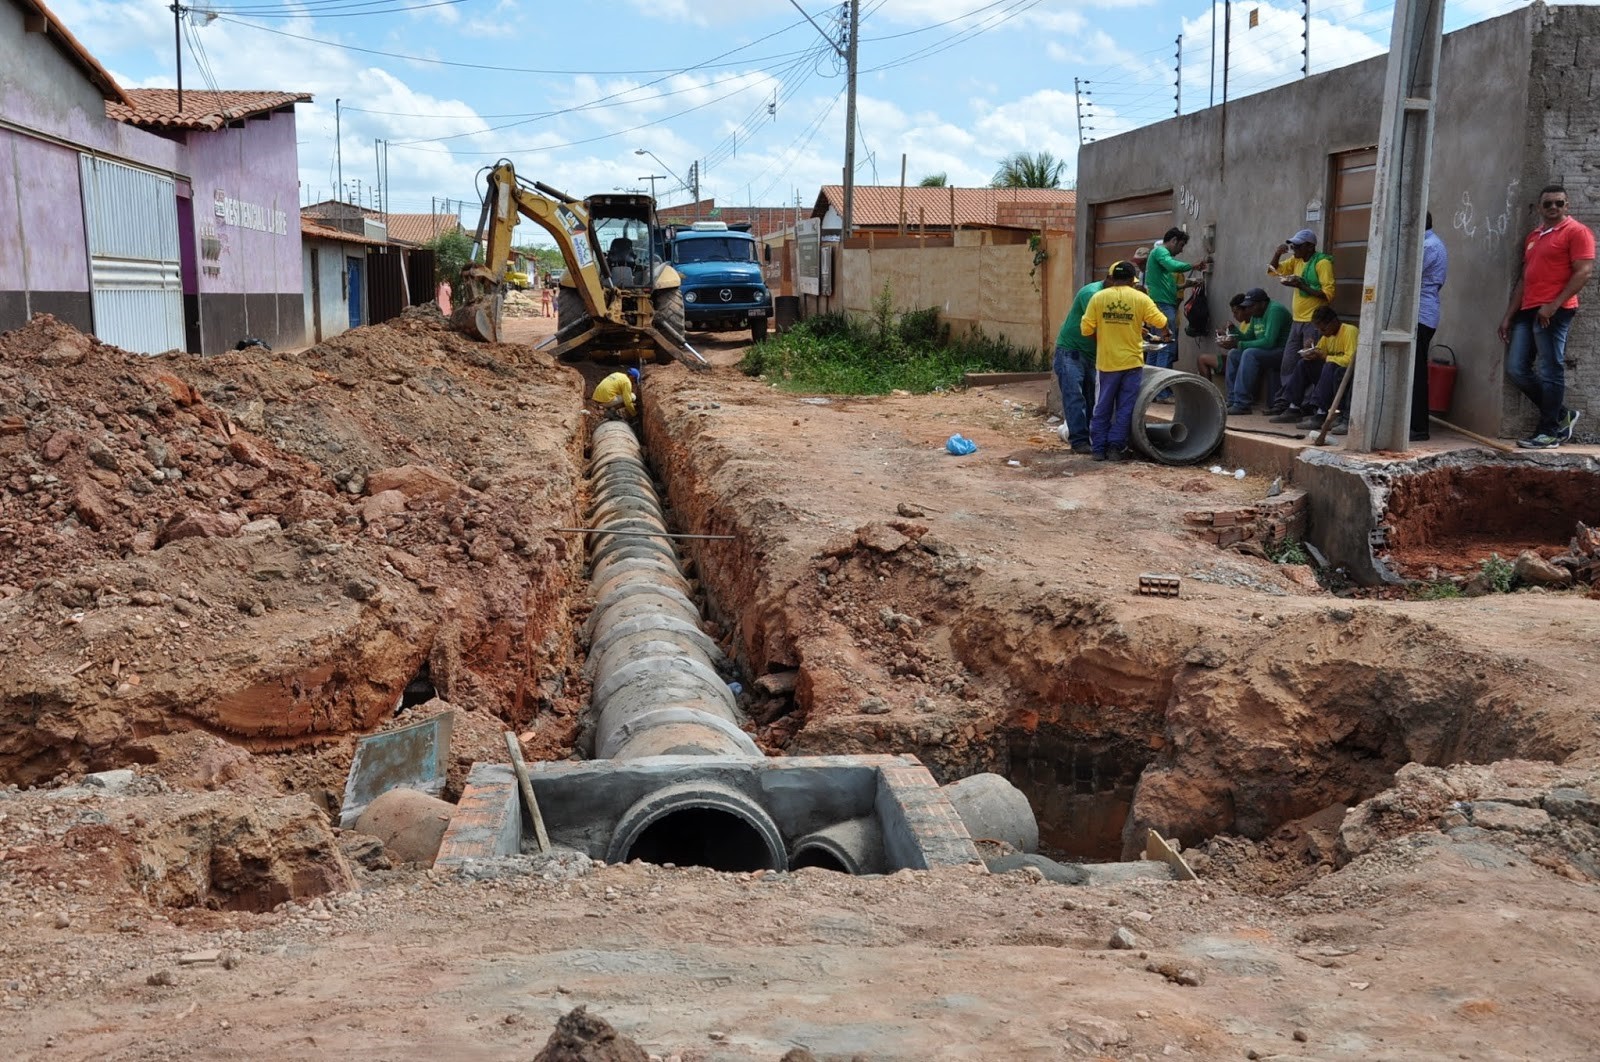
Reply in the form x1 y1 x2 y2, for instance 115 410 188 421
425 228 476 287
991 151 1067 189
917 173 948 187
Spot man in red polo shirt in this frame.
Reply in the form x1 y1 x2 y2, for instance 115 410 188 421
1498 183 1595 448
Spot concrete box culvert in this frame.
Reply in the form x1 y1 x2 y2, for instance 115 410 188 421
1129 367 1227 466
606 781 787 872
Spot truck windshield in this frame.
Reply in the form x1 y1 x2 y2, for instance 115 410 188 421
674 237 756 264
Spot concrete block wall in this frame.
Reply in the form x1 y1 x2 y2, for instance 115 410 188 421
1520 3 1600 442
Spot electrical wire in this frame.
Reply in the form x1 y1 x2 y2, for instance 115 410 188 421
197 0 468 17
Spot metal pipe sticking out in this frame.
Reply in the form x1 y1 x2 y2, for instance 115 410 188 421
1129 366 1227 465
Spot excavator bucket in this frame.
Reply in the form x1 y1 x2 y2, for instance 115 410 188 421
451 293 502 344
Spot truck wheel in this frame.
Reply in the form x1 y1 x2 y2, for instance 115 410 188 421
751 316 769 343
557 287 585 333
653 288 686 346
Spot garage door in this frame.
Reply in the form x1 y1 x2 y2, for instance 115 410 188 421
1090 191 1175 277
1328 147 1377 321
79 155 185 354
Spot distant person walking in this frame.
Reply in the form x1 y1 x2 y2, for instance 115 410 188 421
1144 228 1210 380
540 272 553 316
1081 261 1170 462
1411 214 1449 441
1266 229 1335 416
1499 183 1594 449
1053 279 1103 455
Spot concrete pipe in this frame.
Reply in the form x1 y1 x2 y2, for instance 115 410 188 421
942 773 1039 854
790 816 886 875
607 781 786 872
1129 366 1227 465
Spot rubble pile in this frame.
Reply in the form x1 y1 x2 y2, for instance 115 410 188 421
1510 521 1600 594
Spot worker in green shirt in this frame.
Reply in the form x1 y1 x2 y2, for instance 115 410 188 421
1052 280 1102 454
1224 287 1293 414
1145 227 1211 378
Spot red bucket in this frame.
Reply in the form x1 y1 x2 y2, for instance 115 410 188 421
1427 344 1457 415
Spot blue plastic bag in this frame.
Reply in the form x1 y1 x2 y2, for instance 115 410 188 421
945 433 978 456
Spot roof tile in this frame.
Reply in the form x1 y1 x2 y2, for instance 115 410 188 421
107 89 311 132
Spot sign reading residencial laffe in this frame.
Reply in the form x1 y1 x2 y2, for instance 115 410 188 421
214 190 287 236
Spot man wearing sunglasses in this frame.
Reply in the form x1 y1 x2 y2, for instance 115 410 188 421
1499 184 1594 448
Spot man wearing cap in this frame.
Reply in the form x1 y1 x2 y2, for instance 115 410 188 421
1266 229 1336 415
1052 279 1102 455
1081 261 1170 461
1222 287 1293 415
1498 183 1594 449
592 367 640 419
1144 228 1211 380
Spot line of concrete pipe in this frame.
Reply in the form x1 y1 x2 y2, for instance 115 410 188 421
582 420 1038 874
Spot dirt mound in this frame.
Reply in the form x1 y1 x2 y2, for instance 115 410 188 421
0 313 590 787
533 1006 649 1062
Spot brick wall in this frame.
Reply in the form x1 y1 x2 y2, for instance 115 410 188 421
1182 490 1309 549
1521 4 1600 442
996 200 1076 236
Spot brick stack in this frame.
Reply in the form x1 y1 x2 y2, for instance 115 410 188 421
1183 490 1308 548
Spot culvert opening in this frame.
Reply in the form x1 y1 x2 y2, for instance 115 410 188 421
1384 461 1600 576
398 661 437 711
624 806 781 872
789 846 851 873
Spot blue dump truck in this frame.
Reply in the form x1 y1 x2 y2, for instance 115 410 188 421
669 221 773 342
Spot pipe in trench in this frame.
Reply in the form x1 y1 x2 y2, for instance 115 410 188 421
583 420 1038 874
1129 366 1227 465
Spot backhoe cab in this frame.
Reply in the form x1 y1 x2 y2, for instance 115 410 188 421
453 161 703 368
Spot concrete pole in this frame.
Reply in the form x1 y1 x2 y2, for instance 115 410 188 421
842 0 860 239
1347 0 1444 453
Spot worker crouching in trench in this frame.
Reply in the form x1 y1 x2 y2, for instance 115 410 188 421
591 368 640 421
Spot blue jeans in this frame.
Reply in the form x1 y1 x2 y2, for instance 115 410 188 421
1506 308 1575 436
1092 367 1141 453
1150 302 1179 371
1228 346 1283 409
1053 345 1095 447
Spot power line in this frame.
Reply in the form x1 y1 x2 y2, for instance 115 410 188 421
198 0 468 16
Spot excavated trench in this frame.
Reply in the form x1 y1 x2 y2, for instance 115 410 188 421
1382 458 1600 576
636 397 1586 868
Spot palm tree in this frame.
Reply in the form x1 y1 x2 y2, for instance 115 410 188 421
991 151 1067 189
917 173 948 187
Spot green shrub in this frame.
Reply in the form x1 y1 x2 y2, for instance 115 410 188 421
1416 581 1464 600
739 292 1046 395
1266 537 1311 566
426 228 476 288
1480 552 1516 594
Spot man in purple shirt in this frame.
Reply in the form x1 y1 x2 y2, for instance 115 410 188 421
1411 213 1448 441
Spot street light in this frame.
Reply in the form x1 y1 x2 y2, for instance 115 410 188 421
634 148 693 205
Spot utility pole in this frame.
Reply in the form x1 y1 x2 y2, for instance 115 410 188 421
170 3 184 114
1074 77 1085 146
1175 35 1183 116
842 0 860 238
335 98 343 207
638 174 666 199
689 161 700 219
1347 0 1444 453
1210 0 1218 107
786 0 858 236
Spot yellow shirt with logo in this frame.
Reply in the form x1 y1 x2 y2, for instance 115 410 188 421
1315 322 1359 368
592 372 637 415
1081 286 1168 372
1272 254 1337 321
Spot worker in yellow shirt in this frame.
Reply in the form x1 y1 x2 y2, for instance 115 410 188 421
1287 306 1357 435
1266 228 1336 415
1080 260 1170 461
591 368 639 419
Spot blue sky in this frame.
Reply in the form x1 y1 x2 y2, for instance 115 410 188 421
54 0 1535 239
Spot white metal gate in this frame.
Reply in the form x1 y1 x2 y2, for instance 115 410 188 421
78 155 184 354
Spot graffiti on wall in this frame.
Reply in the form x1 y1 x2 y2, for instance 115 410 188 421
1451 179 1520 245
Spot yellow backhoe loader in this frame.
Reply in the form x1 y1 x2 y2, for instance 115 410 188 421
453 160 705 367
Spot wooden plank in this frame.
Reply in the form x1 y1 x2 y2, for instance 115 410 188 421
1143 828 1199 881
504 732 551 854
962 371 1054 386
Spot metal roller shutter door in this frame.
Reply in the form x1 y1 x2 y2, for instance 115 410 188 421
79 155 185 354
